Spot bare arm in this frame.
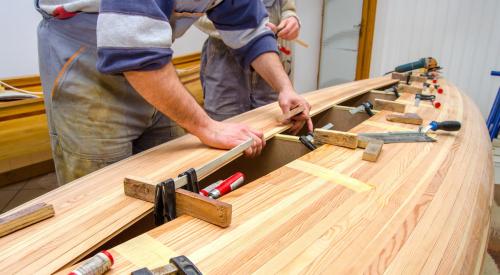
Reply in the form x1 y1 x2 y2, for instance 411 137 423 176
124 63 264 156
251 52 313 133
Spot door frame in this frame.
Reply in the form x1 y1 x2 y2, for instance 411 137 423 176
317 0 378 86
355 0 377 80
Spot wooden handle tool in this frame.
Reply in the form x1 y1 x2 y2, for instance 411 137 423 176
0 202 54 237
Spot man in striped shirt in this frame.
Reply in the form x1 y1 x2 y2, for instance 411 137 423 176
35 0 312 184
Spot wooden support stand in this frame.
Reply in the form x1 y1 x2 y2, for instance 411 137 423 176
0 202 54 237
313 129 358 149
386 113 423 125
362 140 384 162
374 99 406 113
124 176 232 228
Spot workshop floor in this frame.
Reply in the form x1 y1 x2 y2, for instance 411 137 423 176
0 173 57 214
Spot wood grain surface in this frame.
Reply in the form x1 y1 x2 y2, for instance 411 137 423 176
62 78 493 274
2 76 492 274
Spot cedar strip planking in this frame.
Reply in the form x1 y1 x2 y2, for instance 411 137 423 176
0 76 399 274
59 79 492 274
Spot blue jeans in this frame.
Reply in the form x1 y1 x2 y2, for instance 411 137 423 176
37 13 184 184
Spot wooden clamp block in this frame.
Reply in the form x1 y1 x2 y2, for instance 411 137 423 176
386 113 423 125
362 140 384 162
0 202 55 237
392 72 427 83
124 176 232 227
398 84 423 94
278 105 305 123
313 129 358 149
374 99 406 113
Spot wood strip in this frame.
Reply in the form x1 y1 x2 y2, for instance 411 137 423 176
274 134 300 143
0 203 54 237
286 160 373 192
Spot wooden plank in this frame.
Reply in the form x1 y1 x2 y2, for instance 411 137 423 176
386 112 423 125
0 203 54 238
374 98 406 113
362 140 384 162
124 176 232 227
313 129 358 149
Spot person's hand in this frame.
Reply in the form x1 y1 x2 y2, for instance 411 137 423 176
271 17 300 40
278 90 313 134
196 120 266 157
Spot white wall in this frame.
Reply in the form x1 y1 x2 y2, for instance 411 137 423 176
371 0 500 117
0 4 206 79
293 0 324 93
0 1 320 93
0 2 41 78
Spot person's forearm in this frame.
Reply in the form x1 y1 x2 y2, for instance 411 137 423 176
124 62 211 136
251 52 293 93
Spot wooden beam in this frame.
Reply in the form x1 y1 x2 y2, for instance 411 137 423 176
313 129 358 149
398 84 423 94
124 176 232 228
362 140 384 162
0 203 54 237
374 99 406 113
386 113 423 125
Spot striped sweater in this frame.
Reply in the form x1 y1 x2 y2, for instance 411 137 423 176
36 0 278 74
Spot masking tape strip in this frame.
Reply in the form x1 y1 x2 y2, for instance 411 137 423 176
286 160 373 192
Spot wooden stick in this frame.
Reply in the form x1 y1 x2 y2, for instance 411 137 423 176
293 38 309 48
274 134 300 143
374 99 406 113
278 105 305 123
124 176 232 228
0 203 54 237
313 129 358 149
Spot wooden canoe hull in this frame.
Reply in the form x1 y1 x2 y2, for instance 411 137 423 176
0 77 493 274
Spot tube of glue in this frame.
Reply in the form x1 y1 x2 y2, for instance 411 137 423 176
199 180 223 197
69 250 113 275
208 172 245 199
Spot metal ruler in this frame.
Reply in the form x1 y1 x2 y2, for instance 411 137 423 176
358 131 436 144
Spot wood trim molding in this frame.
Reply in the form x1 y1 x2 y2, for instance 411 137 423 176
355 0 378 80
